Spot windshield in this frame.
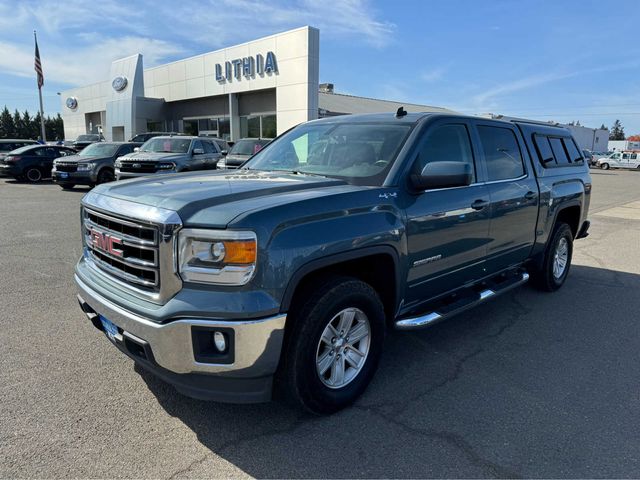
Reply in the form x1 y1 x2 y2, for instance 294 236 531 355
76 135 99 142
80 143 119 157
229 139 266 156
244 122 412 185
140 138 191 153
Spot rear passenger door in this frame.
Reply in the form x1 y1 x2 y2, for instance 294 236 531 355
472 121 539 274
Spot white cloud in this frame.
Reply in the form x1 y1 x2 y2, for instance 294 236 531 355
420 65 448 82
0 36 185 86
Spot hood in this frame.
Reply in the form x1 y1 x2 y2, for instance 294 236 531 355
225 154 250 164
120 152 187 162
56 154 106 163
92 170 357 227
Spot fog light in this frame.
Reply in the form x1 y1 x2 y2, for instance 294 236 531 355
213 331 227 352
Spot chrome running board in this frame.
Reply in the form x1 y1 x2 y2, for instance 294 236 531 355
395 272 529 330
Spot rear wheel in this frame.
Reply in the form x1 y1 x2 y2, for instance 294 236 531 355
531 222 573 292
277 277 385 414
24 167 43 183
96 169 114 184
600 163 610 170
60 184 75 190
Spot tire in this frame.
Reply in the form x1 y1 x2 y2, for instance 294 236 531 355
96 169 114 184
60 184 75 190
24 167 43 183
531 222 573 292
601 163 610 170
276 277 386 414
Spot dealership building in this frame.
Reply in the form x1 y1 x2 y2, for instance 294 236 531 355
60 26 451 142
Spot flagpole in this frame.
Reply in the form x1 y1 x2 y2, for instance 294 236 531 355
34 30 46 142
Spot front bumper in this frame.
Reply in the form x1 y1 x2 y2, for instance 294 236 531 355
52 169 97 184
75 273 286 403
0 163 20 176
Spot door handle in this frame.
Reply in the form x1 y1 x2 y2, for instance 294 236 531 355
524 191 537 200
471 199 490 210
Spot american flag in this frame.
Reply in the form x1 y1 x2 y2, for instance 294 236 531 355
34 35 44 88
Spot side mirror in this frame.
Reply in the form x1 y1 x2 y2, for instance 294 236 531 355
221 150 228 156
133 147 140 152
193 148 204 155
410 161 473 191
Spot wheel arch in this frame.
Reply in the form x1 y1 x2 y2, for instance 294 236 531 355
281 246 401 323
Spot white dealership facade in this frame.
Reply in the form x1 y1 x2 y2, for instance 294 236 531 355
60 26 452 142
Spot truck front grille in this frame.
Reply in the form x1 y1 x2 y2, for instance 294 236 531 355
118 161 158 174
56 162 78 172
83 208 160 290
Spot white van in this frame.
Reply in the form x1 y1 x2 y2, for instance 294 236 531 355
597 151 640 170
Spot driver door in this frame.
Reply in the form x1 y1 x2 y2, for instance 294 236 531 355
404 121 490 311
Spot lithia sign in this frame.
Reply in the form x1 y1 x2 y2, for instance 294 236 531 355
215 52 277 83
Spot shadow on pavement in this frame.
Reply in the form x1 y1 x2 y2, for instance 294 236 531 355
136 265 640 478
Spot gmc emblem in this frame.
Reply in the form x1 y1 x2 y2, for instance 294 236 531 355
90 228 123 257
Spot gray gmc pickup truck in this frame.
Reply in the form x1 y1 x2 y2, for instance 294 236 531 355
75 111 591 414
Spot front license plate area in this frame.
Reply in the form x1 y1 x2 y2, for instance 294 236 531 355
58 172 68 178
99 315 119 341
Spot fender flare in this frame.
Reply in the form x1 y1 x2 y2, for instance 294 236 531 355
280 245 402 313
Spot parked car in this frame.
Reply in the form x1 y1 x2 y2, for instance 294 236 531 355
129 132 185 143
0 144 76 182
75 112 591 414
596 151 640 170
73 134 103 151
52 142 141 189
0 139 38 162
216 138 270 169
115 136 223 180
582 149 594 167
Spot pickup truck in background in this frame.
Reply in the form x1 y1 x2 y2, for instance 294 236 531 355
114 136 223 180
75 111 591 414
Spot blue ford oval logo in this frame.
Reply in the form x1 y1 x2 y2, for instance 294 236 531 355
66 97 78 109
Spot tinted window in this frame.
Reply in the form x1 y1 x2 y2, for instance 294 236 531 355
549 137 570 165
533 134 555 165
477 126 525 181
415 124 475 181
245 122 412 186
564 139 583 163
632 153 638 160
0 143 16 152
202 141 216 154
230 139 264 156
118 145 135 156
193 140 204 153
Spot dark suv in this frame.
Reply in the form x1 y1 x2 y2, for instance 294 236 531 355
73 134 103 151
52 142 141 189
217 138 270 169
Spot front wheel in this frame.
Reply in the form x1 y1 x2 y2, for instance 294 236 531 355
96 169 114 184
277 277 385 414
531 222 573 292
24 167 43 183
60 184 75 190
600 163 610 170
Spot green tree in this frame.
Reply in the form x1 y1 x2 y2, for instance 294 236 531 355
609 119 625 140
0 106 16 138
13 109 22 138
600 124 607 130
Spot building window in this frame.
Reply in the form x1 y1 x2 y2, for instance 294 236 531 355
240 114 277 139
147 121 164 131
182 117 230 138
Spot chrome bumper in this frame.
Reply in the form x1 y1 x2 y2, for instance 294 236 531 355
75 273 286 377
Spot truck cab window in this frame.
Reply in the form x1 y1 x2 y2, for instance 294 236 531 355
477 126 525 181
415 124 475 181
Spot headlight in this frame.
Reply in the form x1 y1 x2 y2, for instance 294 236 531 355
115 160 122 168
178 229 257 285
77 162 95 171
158 162 175 170
217 158 226 169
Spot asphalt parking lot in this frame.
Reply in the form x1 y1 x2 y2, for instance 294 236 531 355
1 169 640 478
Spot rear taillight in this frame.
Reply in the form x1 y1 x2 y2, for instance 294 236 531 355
4 155 20 162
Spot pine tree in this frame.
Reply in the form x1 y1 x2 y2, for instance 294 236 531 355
13 109 22 138
600 124 607 130
20 110 33 139
0 106 16 138
609 119 625 140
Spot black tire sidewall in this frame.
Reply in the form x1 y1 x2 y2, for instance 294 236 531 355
543 223 573 291
286 279 385 414
25 167 42 183
97 169 114 184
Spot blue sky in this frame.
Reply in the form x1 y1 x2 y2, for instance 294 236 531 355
1 0 638 135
